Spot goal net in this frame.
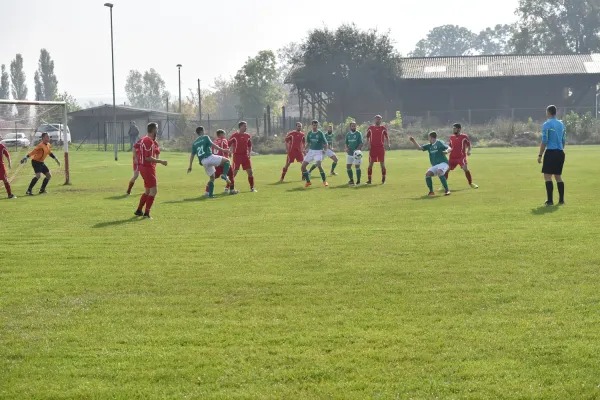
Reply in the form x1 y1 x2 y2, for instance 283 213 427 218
0 100 70 193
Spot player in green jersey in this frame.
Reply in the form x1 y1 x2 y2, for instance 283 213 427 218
409 131 452 196
309 124 338 176
345 122 364 185
187 126 232 198
301 120 329 188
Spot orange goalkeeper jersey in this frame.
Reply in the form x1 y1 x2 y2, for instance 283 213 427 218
28 142 52 162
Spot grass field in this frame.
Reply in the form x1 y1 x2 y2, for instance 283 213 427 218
2 146 600 399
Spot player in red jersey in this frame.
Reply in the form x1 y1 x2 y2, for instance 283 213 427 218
0 143 15 199
126 145 140 195
134 122 168 219
204 128 237 195
228 121 257 192
445 123 478 189
280 122 306 182
365 114 390 184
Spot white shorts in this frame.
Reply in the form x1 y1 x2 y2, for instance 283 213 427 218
325 149 336 158
346 155 362 166
201 154 223 177
304 149 324 164
428 162 449 176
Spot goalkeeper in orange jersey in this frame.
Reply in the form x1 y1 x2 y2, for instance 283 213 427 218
20 132 61 195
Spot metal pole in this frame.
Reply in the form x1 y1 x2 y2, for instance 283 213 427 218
177 64 182 113
198 79 202 123
63 101 70 184
166 95 170 140
105 3 117 161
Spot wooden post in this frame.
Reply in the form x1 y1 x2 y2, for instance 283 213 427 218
267 105 271 136
256 117 260 136
263 112 267 138
298 90 304 121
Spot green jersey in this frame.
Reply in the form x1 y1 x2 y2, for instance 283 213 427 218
307 130 327 151
421 140 449 166
345 131 363 155
325 132 334 146
191 136 213 163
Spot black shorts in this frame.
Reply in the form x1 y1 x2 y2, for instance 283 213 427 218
542 149 565 175
31 160 50 174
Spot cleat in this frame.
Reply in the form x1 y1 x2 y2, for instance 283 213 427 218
278 179 284 183
558 201 565 205
126 191 131 195
356 182 361 186
207 195 216 199
220 174 231 185
203 192 209 197
428 192 436 197
38 190 48 194
229 190 239 195
366 180 372 185
26 191 34 196
470 183 479 189
134 210 144 217
348 180 355 185
323 182 329 187
8 194 16 199
304 182 312 188
223 188 230 194
330 171 338 176
143 213 152 219
544 201 554 207
250 188 258 193
445 190 451 196
381 181 386 185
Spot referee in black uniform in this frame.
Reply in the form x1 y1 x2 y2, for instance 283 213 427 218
538 105 566 206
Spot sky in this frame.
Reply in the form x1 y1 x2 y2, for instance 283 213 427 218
0 0 519 106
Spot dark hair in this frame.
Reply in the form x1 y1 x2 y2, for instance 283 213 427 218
147 122 158 133
453 123 461 129
547 105 557 116
216 129 225 136
195 126 204 135
311 120 318 125
429 131 437 139
41 132 49 138
238 121 247 128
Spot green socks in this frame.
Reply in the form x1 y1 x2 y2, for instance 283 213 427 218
208 181 215 197
320 171 327 182
439 175 449 191
426 176 433 192
303 171 311 183
331 162 337 173
356 168 361 183
309 164 317 173
222 161 230 177
347 168 354 181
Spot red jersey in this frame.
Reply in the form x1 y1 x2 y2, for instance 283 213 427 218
213 137 229 156
448 134 471 159
0 144 9 165
366 125 388 148
228 132 252 155
135 136 160 169
285 131 305 152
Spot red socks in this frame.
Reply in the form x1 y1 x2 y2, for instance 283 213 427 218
368 168 373 181
281 168 288 180
145 195 155 213
465 171 473 184
3 180 12 196
137 194 148 211
205 184 209 193
249 176 254 188
127 181 134 193
382 168 386 179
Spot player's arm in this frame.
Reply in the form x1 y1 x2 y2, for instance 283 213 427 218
365 129 371 150
21 144 40 163
562 125 567 148
210 138 230 154
48 152 61 166
145 155 167 166
465 136 472 156
187 149 196 173
357 132 364 150
344 134 349 153
247 138 252 158
408 136 425 150
285 134 291 153
321 132 328 152
2 148 11 169
538 123 548 163
384 128 391 150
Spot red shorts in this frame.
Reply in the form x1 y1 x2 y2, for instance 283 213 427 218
233 154 252 170
287 149 304 164
139 166 157 189
0 164 6 181
215 165 234 182
369 148 385 163
449 157 467 170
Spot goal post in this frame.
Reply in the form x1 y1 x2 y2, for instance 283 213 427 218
0 99 70 185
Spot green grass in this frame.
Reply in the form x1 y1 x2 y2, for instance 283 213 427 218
2 147 599 399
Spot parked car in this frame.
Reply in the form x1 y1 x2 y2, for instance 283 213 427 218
1 132 31 148
34 124 71 145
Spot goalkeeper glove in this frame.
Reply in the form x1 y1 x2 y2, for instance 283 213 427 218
20 157 28 165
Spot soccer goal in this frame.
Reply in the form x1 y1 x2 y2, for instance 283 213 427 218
0 99 70 186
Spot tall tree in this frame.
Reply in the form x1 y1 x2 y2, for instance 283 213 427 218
0 65 10 118
234 50 284 117
409 25 477 57
10 54 28 119
512 0 600 54
476 24 515 54
34 49 59 101
124 68 169 110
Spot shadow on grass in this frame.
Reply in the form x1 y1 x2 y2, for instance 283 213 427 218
286 187 310 193
266 181 293 186
412 195 442 200
105 194 129 200
163 196 210 205
531 205 560 215
92 217 142 229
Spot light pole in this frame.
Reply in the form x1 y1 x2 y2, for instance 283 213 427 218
104 2 118 161
177 64 182 113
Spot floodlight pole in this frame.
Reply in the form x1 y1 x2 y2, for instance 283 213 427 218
177 64 182 113
105 2 118 161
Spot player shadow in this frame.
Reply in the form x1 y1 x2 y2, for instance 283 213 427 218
412 195 442 200
327 184 374 190
92 217 142 229
286 187 310 193
163 196 210 205
266 181 294 186
105 194 129 200
531 205 560 215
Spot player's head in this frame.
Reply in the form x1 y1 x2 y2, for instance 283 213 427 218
428 131 437 143
350 122 357 132
295 122 302 131
147 122 158 139
196 126 205 136
311 120 318 131
216 129 225 138
546 105 557 118
452 123 462 135
327 124 333 133
41 132 50 144
374 115 382 126
238 121 247 133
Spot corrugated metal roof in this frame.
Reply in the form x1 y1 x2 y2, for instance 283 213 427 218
400 54 600 80
68 104 181 117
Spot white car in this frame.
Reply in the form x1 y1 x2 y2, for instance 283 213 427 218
34 124 71 145
1 132 30 148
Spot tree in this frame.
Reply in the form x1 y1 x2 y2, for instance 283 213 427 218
410 25 477 57
234 50 285 118
34 49 59 101
512 0 600 54
212 77 239 119
10 54 28 119
38 92 81 125
0 65 10 118
476 24 515 54
124 68 169 110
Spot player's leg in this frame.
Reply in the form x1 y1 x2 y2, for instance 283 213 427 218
207 175 216 198
39 170 52 194
367 156 374 184
144 185 157 217
316 159 328 186
330 154 338 176
135 172 150 216
355 159 363 185
544 173 554 205
425 169 435 196
0 165 14 198
346 155 354 184
555 174 564 204
462 162 477 188
281 153 292 182
127 169 139 195
438 164 450 195
380 160 386 184
301 158 312 186
26 162 43 195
